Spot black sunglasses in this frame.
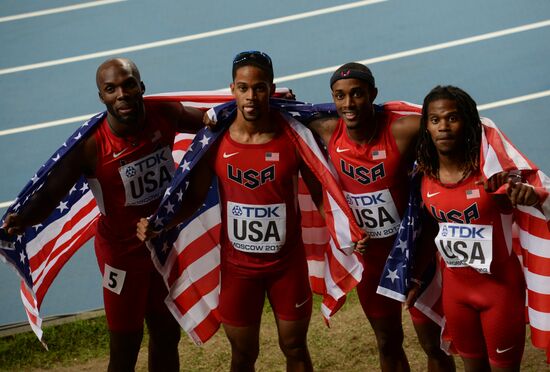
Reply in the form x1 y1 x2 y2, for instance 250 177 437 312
232 50 272 67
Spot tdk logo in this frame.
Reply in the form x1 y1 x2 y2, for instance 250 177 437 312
446 225 487 239
232 205 280 218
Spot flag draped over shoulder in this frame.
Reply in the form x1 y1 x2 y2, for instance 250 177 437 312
146 98 365 344
481 117 550 362
377 117 550 361
0 91 271 344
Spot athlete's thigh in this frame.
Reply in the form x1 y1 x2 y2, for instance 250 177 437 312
219 263 266 326
442 284 486 359
357 246 401 318
480 271 526 367
267 257 312 321
95 241 152 332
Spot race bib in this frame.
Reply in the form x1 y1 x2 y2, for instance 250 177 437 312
344 189 401 239
118 146 175 206
102 264 126 294
227 201 286 253
435 222 493 274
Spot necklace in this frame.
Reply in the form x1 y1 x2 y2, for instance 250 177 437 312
437 168 471 184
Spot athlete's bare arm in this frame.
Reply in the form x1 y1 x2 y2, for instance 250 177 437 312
405 209 438 309
391 114 421 160
159 101 205 134
136 150 215 241
298 153 325 219
307 117 338 146
2 136 97 235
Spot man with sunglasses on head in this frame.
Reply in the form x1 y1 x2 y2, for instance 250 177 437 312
3 57 206 372
137 51 368 372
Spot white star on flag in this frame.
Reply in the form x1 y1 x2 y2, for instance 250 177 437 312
56 201 69 213
385 269 400 283
395 238 408 253
164 202 175 214
180 160 190 172
199 135 210 147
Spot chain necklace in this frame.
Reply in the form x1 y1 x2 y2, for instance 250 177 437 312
437 167 471 184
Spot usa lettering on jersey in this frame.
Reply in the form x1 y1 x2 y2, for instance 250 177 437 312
340 159 385 185
118 146 175 206
227 164 275 190
435 222 493 274
227 201 286 253
344 189 401 238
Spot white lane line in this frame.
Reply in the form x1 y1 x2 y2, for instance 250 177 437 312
1 86 549 138
275 19 550 83
478 90 550 111
0 0 126 23
0 0 387 76
0 200 14 208
1 90 549 209
0 114 97 137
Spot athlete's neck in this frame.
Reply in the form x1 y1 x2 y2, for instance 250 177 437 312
437 154 470 183
346 119 378 145
107 114 146 138
230 114 277 144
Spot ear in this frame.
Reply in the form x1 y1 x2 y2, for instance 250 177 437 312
270 83 276 96
230 82 235 96
98 91 105 104
140 81 146 94
370 87 379 102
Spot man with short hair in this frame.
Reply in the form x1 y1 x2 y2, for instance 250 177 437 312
3 57 205 371
307 62 455 371
137 51 367 372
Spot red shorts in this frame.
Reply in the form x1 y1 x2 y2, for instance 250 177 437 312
219 253 312 327
94 234 172 333
442 255 526 367
357 240 402 319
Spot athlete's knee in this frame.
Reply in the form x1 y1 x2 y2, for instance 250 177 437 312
146 313 181 346
419 338 447 358
108 330 143 372
374 327 405 356
228 338 260 365
279 336 309 359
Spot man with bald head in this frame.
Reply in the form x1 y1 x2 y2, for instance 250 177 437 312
3 57 204 371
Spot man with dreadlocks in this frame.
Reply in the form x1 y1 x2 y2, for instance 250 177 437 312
410 85 540 371
308 63 455 372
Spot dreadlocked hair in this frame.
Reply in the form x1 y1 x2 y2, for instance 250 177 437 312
416 85 482 179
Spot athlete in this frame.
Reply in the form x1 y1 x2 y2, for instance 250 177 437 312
2 58 205 372
307 63 455 371
137 51 367 372
407 85 539 371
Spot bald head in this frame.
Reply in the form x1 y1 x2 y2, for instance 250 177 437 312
96 58 141 89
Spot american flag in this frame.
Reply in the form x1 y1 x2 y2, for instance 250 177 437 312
377 117 550 362
0 92 275 344
0 91 363 346
146 100 365 344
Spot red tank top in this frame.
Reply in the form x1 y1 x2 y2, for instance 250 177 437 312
328 112 410 244
213 116 302 270
421 171 514 275
88 102 177 250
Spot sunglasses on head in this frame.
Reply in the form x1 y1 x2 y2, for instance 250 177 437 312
232 50 272 67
